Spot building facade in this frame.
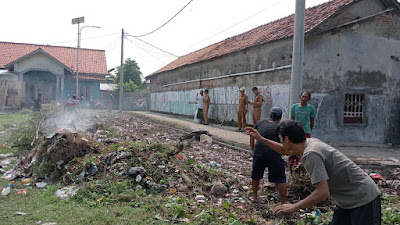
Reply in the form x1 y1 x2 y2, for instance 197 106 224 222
147 0 400 144
0 42 107 107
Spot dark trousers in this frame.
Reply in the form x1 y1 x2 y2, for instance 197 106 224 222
330 195 381 225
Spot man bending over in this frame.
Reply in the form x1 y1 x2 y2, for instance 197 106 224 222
245 120 381 225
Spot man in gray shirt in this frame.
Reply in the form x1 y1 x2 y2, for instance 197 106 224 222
245 120 381 225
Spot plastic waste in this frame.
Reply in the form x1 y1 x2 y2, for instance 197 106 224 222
22 178 33 184
17 189 27 195
136 174 142 182
35 182 47 188
2 186 11 196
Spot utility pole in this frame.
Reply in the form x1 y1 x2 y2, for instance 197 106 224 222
72 17 85 97
289 0 306 114
119 29 124 111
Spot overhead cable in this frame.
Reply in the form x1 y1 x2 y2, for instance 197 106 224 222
128 0 193 37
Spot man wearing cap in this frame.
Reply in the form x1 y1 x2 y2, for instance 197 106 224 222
196 90 204 123
203 89 210 125
237 87 248 132
250 106 287 203
250 87 263 125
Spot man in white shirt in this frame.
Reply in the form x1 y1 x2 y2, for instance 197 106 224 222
196 90 204 123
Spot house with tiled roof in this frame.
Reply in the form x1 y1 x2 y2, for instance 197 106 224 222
0 41 108 107
148 0 400 144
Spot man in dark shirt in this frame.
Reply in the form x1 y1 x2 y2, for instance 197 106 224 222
33 93 42 112
250 106 287 203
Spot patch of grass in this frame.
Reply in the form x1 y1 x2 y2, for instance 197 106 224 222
0 109 33 131
0 179 165 225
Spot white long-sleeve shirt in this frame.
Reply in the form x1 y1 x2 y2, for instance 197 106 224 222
196 95 204 109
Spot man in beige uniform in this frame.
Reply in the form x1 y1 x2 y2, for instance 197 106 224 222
203 89 210 125
237 87 248 132
250 87 263 125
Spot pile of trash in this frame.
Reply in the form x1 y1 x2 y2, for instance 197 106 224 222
9 132 96 181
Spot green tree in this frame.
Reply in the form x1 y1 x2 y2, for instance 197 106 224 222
123 79 140 92
114 58 143 91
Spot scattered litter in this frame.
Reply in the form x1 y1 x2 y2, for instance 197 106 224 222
370 173 383 180
127 167 145 177
136 185 143 190
87 165 98 176
55 186 79 200
135 174 142 182
35 182 47 188
211 181 228 197
388 157 400 162
22 178 33 184
16 212 27 216
0 153 13 159
200 134 212 144
17 189 27 195
209 161 218 167
2 186 11 196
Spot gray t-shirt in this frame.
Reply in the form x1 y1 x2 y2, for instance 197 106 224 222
301 138 380 209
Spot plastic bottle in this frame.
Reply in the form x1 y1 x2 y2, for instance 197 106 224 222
2 187 11 196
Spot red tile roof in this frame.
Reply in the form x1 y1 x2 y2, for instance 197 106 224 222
0 42 108 80
149 0 356 77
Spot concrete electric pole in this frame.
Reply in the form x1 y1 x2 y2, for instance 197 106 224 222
289 0 306 115
119 29 124 111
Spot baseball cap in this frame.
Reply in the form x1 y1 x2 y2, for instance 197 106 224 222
270 106 283 117
239 87 245 91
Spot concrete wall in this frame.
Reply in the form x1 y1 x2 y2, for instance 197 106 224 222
123 92 150 111
151 84 290 124
303 10 400 144
148 0 400 144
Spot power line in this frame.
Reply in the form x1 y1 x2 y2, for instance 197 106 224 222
128 0 193 38
105 38 121 56
48 32 120 45
126 33 179 57
125 37 166 64
190 0 282 48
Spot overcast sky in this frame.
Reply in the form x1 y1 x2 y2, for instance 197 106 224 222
1 0 330 76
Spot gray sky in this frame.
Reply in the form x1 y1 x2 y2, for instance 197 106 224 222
1 0 329 76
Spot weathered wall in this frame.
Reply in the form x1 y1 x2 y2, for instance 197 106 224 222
15 52 64 75
148 0 400 144
151 84 290 124
123 92 150 111
303 9 400 144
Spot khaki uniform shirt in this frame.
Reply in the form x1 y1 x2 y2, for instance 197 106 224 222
238 95 248 111
253 94 263 108
203 95 210 106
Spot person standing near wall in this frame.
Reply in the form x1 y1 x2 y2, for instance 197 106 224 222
250 87 263 125
203 89 210 125
196 90 204 123
237 87 248 132
33 93 42 112
289 91 316 168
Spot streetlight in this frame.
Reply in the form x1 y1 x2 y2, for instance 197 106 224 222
72 17 101 97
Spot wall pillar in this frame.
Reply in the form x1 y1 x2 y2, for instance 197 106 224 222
60 76 64 101
56 75 60 100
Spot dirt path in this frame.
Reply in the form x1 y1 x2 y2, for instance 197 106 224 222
131 111 400 167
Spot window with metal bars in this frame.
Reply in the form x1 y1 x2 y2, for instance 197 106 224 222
344 94 365 123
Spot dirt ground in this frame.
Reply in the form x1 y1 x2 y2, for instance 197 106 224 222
1 109 400 224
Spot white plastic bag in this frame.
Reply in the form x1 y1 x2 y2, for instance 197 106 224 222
194 109 200 123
